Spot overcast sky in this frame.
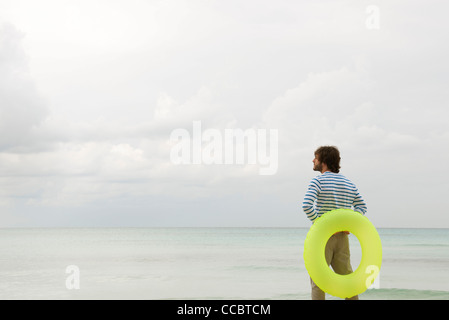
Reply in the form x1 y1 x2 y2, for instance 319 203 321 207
0 0 448 228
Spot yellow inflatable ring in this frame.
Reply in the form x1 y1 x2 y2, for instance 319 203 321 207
303 209 382 299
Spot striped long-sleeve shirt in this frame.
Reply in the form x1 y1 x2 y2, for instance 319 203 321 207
302 171 367 222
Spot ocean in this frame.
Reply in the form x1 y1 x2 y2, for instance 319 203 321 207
0 228 448 300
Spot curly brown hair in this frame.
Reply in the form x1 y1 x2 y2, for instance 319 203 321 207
315 146 341 173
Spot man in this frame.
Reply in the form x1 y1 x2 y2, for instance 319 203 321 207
302 146 367 300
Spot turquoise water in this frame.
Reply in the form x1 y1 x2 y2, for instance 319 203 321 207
0 228 448 300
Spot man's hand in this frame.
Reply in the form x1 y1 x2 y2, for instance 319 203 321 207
333 231 350 235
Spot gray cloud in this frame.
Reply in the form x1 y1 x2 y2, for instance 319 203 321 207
1 1 449 228
0 23 48 152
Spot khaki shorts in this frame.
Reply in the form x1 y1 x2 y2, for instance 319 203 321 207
309 232 359 300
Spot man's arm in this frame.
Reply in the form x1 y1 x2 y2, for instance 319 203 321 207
302 178 321 222
353 190 367 215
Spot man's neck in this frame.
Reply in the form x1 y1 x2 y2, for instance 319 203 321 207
320 165 330 174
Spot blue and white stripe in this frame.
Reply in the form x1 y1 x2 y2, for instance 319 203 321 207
302 171 367 222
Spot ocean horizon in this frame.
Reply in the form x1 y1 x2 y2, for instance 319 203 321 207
0 227 448 300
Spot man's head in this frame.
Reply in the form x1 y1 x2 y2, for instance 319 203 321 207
313 146 341 173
